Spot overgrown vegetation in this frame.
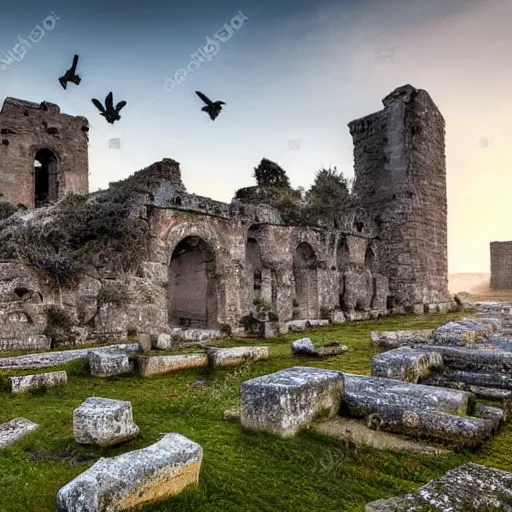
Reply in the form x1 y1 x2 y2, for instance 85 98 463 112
0 195 26 222
4 311 512 512
96 282 130 309
42 305 74 347
253 158 290 188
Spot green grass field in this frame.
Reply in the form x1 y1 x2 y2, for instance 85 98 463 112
2 311 512 512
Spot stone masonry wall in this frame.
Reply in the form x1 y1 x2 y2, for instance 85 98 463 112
490 242 512 289
348 84 450 310
0 97 89 208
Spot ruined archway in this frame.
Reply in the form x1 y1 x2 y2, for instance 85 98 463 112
168 236 218 329
337 237 350 308
34 148 59 207
293 242 319 319
364 245 376 271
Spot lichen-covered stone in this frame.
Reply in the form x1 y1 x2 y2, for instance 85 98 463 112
316 345 348 357
432 319 493 346
88 350 133 378
366 405 494 447
365 463 512 511
0 343 140 370
240 366 344 437
206 346 268 368
286 320 329 333
0 417 39 448
370 329 434 349
292 338 318 356
73 397 140 447
155 333 172 350
473 403 505 430
170 328 222 342
9 370 67 393
371 348 443 383
342 373 471 418
56 433 202 512
139 353 208 377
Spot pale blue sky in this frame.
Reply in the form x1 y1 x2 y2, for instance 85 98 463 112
1 0 511 273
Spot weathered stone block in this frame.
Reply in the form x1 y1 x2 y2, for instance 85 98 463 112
473 403 505 430
366 405 494 447
155 333 172 350
9 370 67 393
240 366 344 437
342 373 471 418
365 463 512 511
370 329 434 349
328 310 346 324
170 328 222 342
88 350 133 378
0 418 39 448
137 333 152 353
291 338 317 356
56 433 202 512
371 348 443 383
73 397 140 447
432 320 492 346
206 346 268 368
139 353 208 377
286 320 330 333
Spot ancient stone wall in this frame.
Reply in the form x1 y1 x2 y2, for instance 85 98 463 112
0 97 89 208
490 242 512 289
349 84 450 311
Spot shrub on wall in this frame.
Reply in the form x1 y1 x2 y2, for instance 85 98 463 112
43 304 74 347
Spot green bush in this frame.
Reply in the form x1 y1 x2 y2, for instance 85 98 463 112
97 282 129 308
43 305 74 347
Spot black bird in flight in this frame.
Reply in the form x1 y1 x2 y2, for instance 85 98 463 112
59 54 81 89
195 91 225 121
91 92 127 124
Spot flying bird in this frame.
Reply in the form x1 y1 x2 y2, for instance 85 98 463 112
91 92 127 124
59 54 81 89
195 91 225 121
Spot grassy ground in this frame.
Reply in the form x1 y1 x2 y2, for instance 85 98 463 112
2 310 512 511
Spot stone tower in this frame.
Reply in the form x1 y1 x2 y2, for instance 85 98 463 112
348 85 449 309
490 241 512 289
0 97 89 208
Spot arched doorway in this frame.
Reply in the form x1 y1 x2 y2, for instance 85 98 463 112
168 236 218 329
34 149 59 207
246 226 263 308
293 242 319 319
337 237 350 308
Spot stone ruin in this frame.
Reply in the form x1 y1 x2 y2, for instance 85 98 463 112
490 240 512 289
0 84 453 352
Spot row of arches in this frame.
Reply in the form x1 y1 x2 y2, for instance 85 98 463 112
166 231 378 330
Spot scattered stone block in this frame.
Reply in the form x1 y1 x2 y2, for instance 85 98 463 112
0 343 140 370
342 373 471 418
370 329 434 349
137 332 152 353
473 403 505 430
292 338 317 356
240 366 344 437
9 370 67 394
291 338 347 357
56 433 202 512
206 346 268 368
73 397 140 447
432 319 492 346
139 353 208 377
155 333 172 350
88 350 133 378
371 348 443 383
454 292 476 310
312 417 450 455
170 328 222 342
366 405 494 447
286 320 329 333
0 418 39 448
365 463 512 511
222 408 241 422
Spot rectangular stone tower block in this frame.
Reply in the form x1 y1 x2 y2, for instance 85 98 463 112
0 97 89 208
490 241 512 289
348 85 449 308
240 366 344 437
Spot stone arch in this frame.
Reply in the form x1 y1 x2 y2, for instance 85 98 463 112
168 235 218 329
364 244 377 271
293 242 319 319
34 148 59 207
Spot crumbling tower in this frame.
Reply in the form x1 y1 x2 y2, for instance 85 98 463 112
348 85 450 309
0 97 89 208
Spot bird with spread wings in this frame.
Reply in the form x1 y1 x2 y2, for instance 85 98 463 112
195 91 226 121
91 92 127 124
59 54 81 90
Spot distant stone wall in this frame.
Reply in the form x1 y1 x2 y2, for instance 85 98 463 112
490 242 512 289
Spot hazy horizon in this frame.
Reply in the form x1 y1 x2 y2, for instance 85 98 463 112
1 0 511 274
